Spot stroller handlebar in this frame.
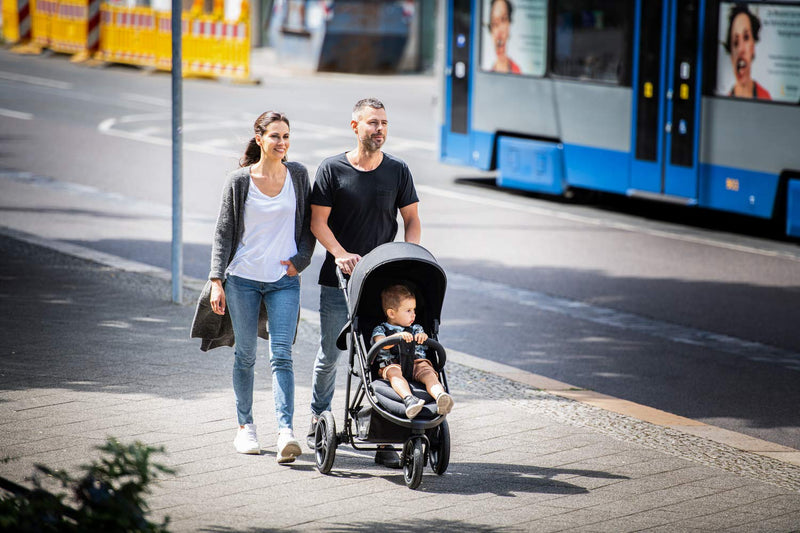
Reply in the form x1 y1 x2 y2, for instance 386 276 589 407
335 266 348 291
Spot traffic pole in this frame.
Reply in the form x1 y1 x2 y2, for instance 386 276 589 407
171 0 183 304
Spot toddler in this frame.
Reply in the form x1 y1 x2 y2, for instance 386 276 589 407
371 284 454 419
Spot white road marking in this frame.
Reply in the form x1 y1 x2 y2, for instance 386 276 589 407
121 93 171 107
97 113 434 157
0 70 73 89
0 108 33 120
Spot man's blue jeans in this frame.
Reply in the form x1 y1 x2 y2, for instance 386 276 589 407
226 274 300 430
310 285 348 416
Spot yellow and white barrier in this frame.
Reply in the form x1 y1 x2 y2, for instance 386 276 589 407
32 0 56 47
49 0 101 59
99 5 157 67
2 0 31 44
6 0 251 80
183 16 249 79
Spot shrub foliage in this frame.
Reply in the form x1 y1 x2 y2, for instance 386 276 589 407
0 437 174 532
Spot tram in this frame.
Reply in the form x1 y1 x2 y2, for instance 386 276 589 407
439 0 800 237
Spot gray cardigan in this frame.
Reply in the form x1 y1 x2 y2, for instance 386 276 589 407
190 162 316 351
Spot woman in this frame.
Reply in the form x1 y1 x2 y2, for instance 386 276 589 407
489 0 521 74
723 3 771 100
192 111 315 463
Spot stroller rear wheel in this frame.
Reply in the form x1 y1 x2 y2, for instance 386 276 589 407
402 438 424 489
314 411 337 474
428 419 450 475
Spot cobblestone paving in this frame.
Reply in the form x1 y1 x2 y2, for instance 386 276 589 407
448 363 800 493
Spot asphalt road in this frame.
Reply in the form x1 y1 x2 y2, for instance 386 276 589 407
1 49 799 449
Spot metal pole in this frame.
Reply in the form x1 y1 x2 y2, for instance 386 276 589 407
171 0 183 304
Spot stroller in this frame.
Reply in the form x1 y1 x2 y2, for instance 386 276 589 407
312 242 451 489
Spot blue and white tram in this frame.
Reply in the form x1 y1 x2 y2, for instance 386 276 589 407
439 0 800 237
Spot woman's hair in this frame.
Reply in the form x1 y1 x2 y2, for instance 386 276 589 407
488 0 513 29
239 111 290 167
381 284 415 312
723 3 761 54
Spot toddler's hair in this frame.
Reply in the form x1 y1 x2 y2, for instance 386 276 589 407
381 284 414 313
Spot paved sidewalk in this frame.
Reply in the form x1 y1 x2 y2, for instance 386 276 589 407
1 233 800 532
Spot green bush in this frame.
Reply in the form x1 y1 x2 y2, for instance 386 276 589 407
0 437 175 532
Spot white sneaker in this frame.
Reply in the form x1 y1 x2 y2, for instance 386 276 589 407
234 423 260 455
277 428 301 464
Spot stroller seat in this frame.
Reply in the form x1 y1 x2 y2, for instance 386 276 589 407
370 379 439 420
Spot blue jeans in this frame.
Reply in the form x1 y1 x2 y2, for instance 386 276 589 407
226 274 300 429
310 285 348 416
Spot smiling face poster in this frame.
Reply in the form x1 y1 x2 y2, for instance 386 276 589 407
716 2 800 103
480 0 548 76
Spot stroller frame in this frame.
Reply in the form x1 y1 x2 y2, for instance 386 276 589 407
312 242 451 489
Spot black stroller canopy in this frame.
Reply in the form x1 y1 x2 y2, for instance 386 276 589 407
336 243 447 350
349 242 446 319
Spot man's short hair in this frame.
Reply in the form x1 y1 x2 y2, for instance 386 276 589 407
352 97 385 122
381 284 414 312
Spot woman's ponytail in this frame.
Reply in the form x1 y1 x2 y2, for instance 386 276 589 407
239 137 261 167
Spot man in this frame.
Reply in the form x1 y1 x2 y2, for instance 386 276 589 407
307 98 421 468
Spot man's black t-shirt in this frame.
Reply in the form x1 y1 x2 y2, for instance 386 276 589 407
310 152 419 287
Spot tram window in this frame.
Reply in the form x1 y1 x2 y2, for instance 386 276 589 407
551 0 633 85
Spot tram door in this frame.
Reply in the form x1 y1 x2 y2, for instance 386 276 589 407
440 0 472 164
630 0 704 201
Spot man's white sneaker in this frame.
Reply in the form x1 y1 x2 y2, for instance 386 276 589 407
277 429 301 464
234 423 260 455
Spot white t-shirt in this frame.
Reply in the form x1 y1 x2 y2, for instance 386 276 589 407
226 169 297 283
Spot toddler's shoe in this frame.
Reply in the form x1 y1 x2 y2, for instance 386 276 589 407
234 423 260 455
435 392 454 415
403 395 425 419
276 428 301 464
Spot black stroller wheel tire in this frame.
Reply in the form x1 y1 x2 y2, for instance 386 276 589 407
428 419 450 475
314 411 337 474
403 438 424 489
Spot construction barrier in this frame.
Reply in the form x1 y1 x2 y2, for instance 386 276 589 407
99 5 157 67
154 11 190 71
5 0 250 80
32 0 56 47
2 0 31 44
183 16 249 79
49 0 100 59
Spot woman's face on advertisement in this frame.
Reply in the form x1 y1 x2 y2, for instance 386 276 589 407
730 13 755 83
490 0 510 58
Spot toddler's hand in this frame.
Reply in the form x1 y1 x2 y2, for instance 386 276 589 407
414 332 428 344
395 331 414 342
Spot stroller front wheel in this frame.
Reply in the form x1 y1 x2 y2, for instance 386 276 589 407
402 438 424 489
314 411 337 474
